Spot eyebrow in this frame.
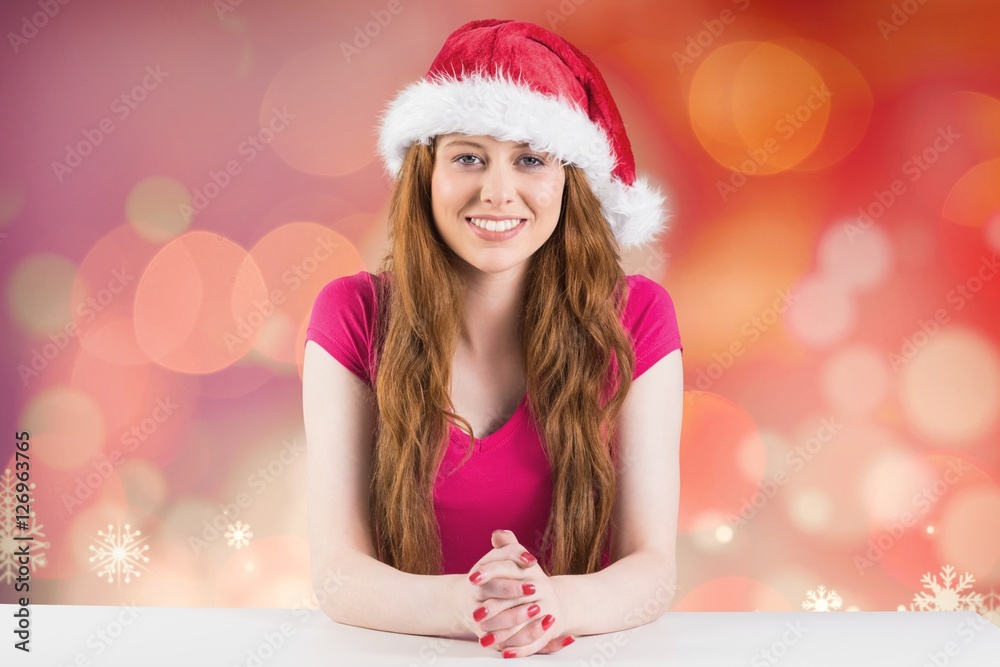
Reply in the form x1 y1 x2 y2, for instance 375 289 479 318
442 139 532 150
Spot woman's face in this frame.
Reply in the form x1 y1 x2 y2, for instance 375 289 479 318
430 133 566 275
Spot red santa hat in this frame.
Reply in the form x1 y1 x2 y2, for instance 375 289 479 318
376 18 669 250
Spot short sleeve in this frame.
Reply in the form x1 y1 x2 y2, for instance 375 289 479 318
623 274 683 380
305 270 378 387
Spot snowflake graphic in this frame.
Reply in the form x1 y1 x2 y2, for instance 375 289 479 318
224 520 253 549
979 588 1000 625
802 585 843 612
906 565 984 612
0 468 51 584
88 523 150 584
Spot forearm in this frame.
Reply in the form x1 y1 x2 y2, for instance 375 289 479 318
315 549 466 637
551 550 676 637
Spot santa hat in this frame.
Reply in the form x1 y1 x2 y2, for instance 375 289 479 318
376 19 669 250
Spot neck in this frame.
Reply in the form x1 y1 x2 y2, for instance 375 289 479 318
456 265 527 360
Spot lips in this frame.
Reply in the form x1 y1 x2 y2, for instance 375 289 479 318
465 216 526 241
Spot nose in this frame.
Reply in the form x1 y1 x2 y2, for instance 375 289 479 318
480 162 515 207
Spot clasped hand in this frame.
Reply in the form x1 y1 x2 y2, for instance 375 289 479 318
456 529 575 658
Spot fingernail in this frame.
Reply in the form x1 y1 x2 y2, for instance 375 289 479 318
473 606 489 622
527 604 540 618
522 583 536 595
503 649 517 658
519 551 536 564
541 614 555 630
561 636 575 647
493 529 503 535
469 571 483 584
480 633 495 647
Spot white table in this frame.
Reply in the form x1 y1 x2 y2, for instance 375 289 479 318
3 603 998 666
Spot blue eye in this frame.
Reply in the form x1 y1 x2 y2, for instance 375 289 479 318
520 155 545 167
455 154 481 165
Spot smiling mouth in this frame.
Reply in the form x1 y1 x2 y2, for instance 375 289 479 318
466 217 526 232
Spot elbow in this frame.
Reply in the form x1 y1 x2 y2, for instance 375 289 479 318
311 560 352 625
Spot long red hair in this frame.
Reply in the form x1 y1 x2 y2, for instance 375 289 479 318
369 139 636 575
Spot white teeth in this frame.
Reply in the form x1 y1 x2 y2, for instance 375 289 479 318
468 218 524 232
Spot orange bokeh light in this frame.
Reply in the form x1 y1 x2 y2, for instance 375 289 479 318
133 231 268 374
679 391 765 531
690 41 830 175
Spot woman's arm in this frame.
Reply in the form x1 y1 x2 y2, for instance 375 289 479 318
553 348 683 636
303 341 468 636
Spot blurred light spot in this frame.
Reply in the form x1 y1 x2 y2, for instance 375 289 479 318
133 231 268 374
986 213 1000 252
679 391 765 531
785 275 855 348
939 485 1000 584
770 38 873 171
215 536 311 607
871 454 992 589
820 344 890 417
899 327 1000 444
689 511 733 552
788 488 833 532
21 386 105 470
670 203 815 365
860 449 936 522
690 42 829 175
943 158 1000 228
907 91 1000 211
248 222 364 365
673 577 795 611
126 175 192 243
6 253 77 336
818 222 893 292
73 224 162 365
261 41 383 176
70 349 150 432
118 459 168 515
0 186 24 226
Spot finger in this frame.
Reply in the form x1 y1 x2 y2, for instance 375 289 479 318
537 635 575 654
496 613 553 650
477 617 532 650
477 575 537 600
472 558 536 587
469 547 538 584
479 600 542 634
491 529 516 550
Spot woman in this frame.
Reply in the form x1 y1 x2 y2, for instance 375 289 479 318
303 19 683 658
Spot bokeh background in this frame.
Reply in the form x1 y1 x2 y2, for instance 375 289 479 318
1 0 998 626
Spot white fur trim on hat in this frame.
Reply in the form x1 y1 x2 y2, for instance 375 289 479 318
376 71 668 249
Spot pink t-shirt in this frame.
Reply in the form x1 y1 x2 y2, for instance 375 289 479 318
305 271 683 575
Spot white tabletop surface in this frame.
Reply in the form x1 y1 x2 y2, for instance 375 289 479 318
3 603 998 666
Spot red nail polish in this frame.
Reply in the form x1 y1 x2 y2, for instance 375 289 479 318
541 614 555 630
503 649 517 658
519 551 536 564
561 636 575 647
527 604 540 617
473 606 489 622
469 571 483 584
480 633 495 647
522 583 536 595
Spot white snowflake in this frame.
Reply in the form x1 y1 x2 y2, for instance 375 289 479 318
802 585 843 611
224 520 253 549
907 565 984 612
88 523 150 584
978 588 1000 626
0 468 51 584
